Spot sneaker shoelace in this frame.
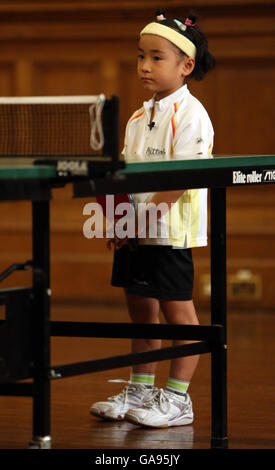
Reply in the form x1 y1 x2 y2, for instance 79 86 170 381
142 388 171 414
106 379 150 405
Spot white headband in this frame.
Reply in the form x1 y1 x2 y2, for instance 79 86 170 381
140 22 196 59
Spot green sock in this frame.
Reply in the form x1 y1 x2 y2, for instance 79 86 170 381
130 371 155 388
166 377 189 400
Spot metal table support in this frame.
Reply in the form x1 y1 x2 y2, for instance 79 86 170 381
210 188 228 448
30 201 51 449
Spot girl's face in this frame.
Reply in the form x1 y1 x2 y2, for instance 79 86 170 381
137 34 194 101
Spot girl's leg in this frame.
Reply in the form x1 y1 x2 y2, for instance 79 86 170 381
160 299 200 382
124 298 198 427
89 292 160 421
125 291 161 375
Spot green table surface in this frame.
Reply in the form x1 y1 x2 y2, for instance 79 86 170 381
0 155 274 179
122 155 275 174
0 158 56 179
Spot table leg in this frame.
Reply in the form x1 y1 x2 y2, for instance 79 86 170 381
29 201 51 449
210 188 228 449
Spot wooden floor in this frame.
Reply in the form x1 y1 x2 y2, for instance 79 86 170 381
0 303 275 450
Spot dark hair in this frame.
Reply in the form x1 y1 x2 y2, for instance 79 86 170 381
155 10 215 81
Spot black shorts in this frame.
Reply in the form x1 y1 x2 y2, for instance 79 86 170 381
111 243 194 301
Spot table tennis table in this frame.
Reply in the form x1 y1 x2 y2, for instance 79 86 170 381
0 154 274 449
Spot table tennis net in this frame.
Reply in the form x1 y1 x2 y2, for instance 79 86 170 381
0 94 106 156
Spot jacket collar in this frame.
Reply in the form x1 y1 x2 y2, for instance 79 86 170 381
143 84 188 116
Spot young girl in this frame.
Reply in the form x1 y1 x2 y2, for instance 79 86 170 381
90 10 215 428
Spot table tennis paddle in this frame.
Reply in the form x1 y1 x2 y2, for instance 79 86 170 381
96 193 136 249
96 193 135 221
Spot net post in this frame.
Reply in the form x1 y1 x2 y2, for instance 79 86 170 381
102 95 119 168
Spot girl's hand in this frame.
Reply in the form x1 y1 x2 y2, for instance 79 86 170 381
106 236 138 251
106 235 128 250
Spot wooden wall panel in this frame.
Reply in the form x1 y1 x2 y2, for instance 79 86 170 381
0 63 15 95
213 60 275 155
32 60 103 96
0 1 274 310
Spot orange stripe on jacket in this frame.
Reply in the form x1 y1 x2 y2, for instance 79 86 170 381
130 109 145 122
171 102 178 154
208 142 213 155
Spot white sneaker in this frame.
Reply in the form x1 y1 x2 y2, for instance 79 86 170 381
125 388 194 428
90 380 156 421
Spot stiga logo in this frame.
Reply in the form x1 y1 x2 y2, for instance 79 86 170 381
232 169 275 184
